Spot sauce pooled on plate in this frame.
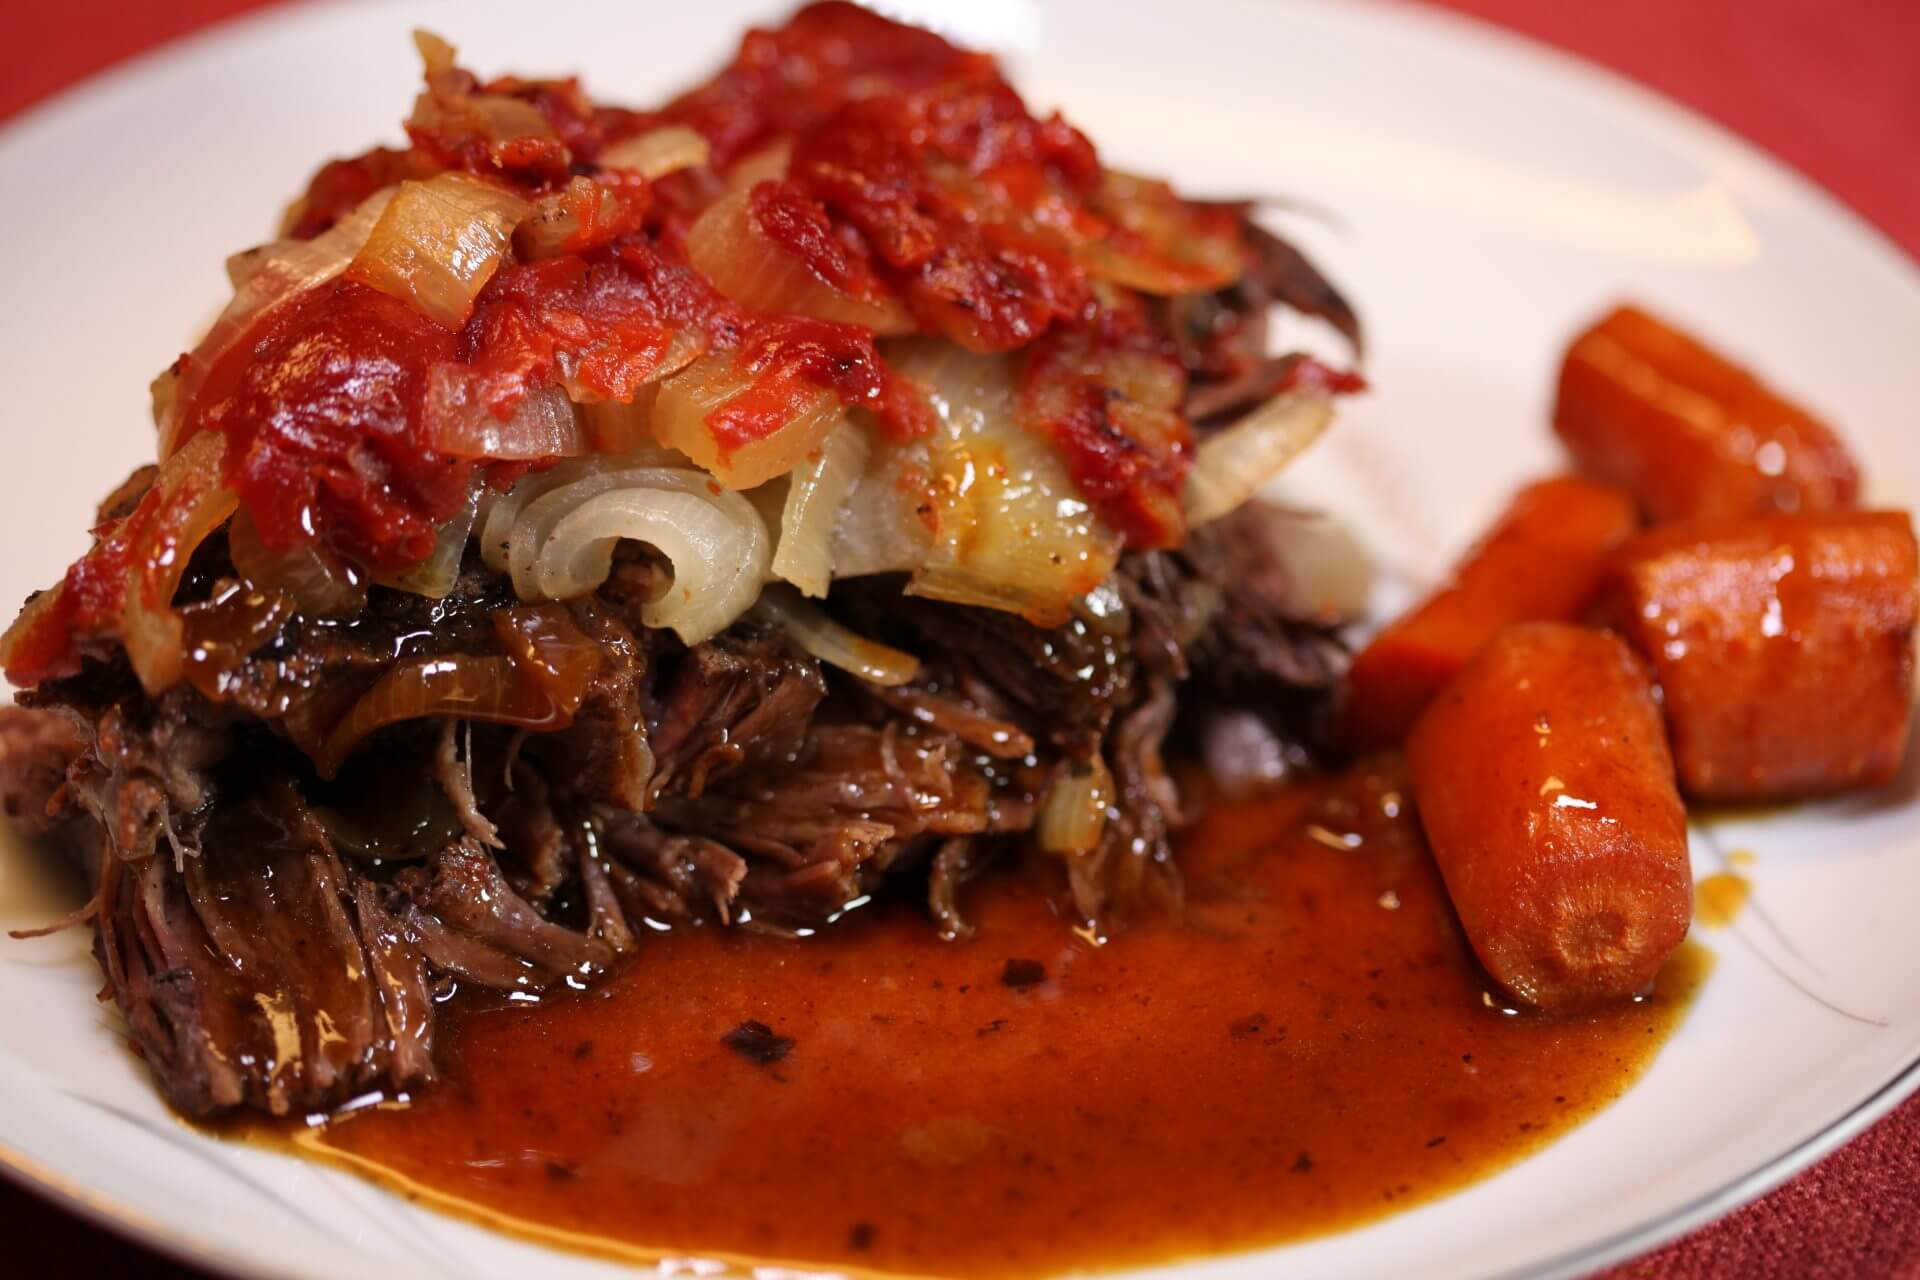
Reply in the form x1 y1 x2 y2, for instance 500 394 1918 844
256 761 1707 1277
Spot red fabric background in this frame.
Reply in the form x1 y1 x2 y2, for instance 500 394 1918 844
2 2 1916 1277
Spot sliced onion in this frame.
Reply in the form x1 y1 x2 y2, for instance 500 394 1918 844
406 31 556 155
1183 390 1334 527
726 139 792 191
685 187 913 334
651 349 844 489
772 417 868 597
888 340 1123 626
228 507 367 618
120 430 241 691
414 28 457 78
1036 756 1114 856
424 374 586 460
374 485 481 599
465 95 555 144
149 366 179 433
493 459 770 644
224 244 273 290
159 187 396 458
0 586 68 681
754 586 919 686
599 125 711 179
315 656 558 778
581 390 661 453
476 450 680 575
1078 170 1248 296
575 329 705 453
828 428 933 580
347 173 529 330
514 177 624 261
537 485 768 644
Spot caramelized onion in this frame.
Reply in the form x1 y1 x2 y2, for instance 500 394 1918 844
315 656 558 778
314 603 605 777
772 417 868 597
599 125 711 179
1183 391 1334 526
685 187 913 334
755 586 919 686
424 375 587 460
347 173 529 330
651 349 844 489
228 507 367 618
491 604 604 704
177 582 296 700
1036 756 1114 857
120 431 241 691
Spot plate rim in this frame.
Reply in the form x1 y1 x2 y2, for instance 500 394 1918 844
2 1 1918 1278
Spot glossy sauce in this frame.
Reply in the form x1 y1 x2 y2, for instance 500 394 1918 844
1694 871 1752 928
269 765 1707 1276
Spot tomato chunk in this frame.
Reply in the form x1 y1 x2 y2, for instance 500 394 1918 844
1407 623 1692 1011
1553 305 1859 523
1340 475 1639 750
1609 510 1917 800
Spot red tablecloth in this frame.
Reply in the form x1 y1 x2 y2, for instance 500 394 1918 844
4 3 1917 1277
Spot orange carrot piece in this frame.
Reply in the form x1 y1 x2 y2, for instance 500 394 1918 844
1407 623 1692 1011
1610 510 1917 801
1553 304 1859 523
1340 475 1639 750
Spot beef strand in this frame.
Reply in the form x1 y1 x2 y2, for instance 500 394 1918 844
2 500 1344 1117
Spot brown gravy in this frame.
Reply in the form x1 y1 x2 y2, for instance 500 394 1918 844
262 763 1708 1276
1694 871 1752 928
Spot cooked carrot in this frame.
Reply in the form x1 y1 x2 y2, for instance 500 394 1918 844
1339 475 1638 750
1610 510 1917 801
1553 304 1859 523
1406 623 1692 1011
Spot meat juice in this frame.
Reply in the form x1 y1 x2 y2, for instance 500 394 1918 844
259 762 1708 1277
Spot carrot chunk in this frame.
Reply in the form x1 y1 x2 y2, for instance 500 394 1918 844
1553 304 1859 523
1407 623 1691 1011
1610 511 1917 800
1340 476 1638 750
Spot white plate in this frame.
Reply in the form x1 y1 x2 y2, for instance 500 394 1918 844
2 1 1917 1277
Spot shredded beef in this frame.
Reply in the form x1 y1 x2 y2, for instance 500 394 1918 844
645 619 826 801
532 600 654 812
2 498 1346 1118
93 779 434 1116
393 836 614 986
597 819 748 924
1173 211 1362 427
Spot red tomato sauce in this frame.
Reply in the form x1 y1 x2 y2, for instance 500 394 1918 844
2 1 1361 686
199 279 464 570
